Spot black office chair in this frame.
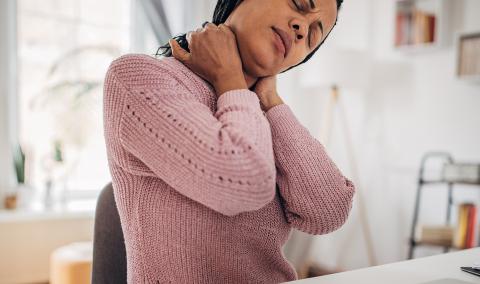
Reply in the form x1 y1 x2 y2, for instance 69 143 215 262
91 182 127 284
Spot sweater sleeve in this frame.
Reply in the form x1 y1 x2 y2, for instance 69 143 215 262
104 54 276 217
265 103 355 235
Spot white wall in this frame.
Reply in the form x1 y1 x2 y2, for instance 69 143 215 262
281 0 480 271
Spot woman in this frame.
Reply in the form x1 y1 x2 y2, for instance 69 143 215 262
103 0 355 283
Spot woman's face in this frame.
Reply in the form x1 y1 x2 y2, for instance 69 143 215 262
225 0 338 77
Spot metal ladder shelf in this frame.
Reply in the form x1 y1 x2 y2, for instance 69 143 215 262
408 152 480 259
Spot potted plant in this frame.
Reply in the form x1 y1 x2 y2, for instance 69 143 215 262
4 143 26 209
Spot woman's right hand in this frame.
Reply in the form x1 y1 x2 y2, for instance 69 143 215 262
169 23 248 97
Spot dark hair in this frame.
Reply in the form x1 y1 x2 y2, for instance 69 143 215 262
156 0 343 73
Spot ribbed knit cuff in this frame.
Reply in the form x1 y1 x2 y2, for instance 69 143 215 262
264 103 298 132
216 89 261 110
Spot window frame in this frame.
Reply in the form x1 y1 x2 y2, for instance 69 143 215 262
0 0 19 206
0 0 151 204
0 0 176 203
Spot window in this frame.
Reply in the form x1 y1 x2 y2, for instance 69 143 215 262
17 0 131 195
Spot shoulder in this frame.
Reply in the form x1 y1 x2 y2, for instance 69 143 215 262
105 53 182 89
108 53 166 71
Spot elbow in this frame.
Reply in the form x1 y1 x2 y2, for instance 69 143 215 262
292 178 356 235
220 156 277 217
320 178 356 234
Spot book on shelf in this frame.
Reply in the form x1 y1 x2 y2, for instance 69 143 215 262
417 203 479 249
454 203 478 249
395 7 436 47
418 225 454 246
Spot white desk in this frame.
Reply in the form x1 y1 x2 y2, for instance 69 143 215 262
287 248 480 284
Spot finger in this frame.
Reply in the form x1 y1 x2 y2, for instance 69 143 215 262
218 23 233 34
218 23 229 30
203 22 217 30
169 39 190 62
186 31 194 44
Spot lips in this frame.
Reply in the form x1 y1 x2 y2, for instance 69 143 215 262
272 27 292 59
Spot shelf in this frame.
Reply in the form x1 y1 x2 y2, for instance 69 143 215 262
393 0 451 53
0 185 97 223
412 242 467 252
0 206 95 223
412 239 478 251
413 240 455 248
457 75 480 84
394 42 442 54
408 152 480 260
420 179 480 186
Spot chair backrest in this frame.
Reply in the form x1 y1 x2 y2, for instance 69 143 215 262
91 182 127 284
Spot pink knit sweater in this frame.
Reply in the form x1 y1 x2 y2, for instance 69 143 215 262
103 53 355 283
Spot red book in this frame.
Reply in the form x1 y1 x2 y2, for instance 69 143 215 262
469 206 477 247
428 15 436 43
465 205 472 248
466 205 477 248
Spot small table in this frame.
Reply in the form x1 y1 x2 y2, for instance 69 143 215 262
285 248 480 284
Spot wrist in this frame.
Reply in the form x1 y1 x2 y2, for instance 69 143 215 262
213 73 248 96
260 93 284 111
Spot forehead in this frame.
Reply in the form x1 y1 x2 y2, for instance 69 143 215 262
310 0 338 12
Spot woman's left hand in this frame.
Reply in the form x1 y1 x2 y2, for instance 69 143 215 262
253 75 284 112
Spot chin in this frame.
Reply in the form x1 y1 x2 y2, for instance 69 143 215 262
240 42 279 77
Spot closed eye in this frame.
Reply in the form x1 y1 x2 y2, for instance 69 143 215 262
291 0 324 49
291 0 313 48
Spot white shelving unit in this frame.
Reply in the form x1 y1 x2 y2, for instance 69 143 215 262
394 0 451 53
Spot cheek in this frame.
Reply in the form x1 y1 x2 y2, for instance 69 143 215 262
237 29 282 75
288 47 310 68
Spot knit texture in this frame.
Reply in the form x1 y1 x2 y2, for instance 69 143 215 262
103 53 355 284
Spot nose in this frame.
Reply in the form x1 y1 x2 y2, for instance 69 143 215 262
291 19 308 41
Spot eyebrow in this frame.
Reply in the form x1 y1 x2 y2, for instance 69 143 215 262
308 0 324 37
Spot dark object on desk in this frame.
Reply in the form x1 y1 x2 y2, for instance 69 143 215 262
92 182 127 284
460 267 480 277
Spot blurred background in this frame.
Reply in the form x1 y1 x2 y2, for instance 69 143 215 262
0 0 479 283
